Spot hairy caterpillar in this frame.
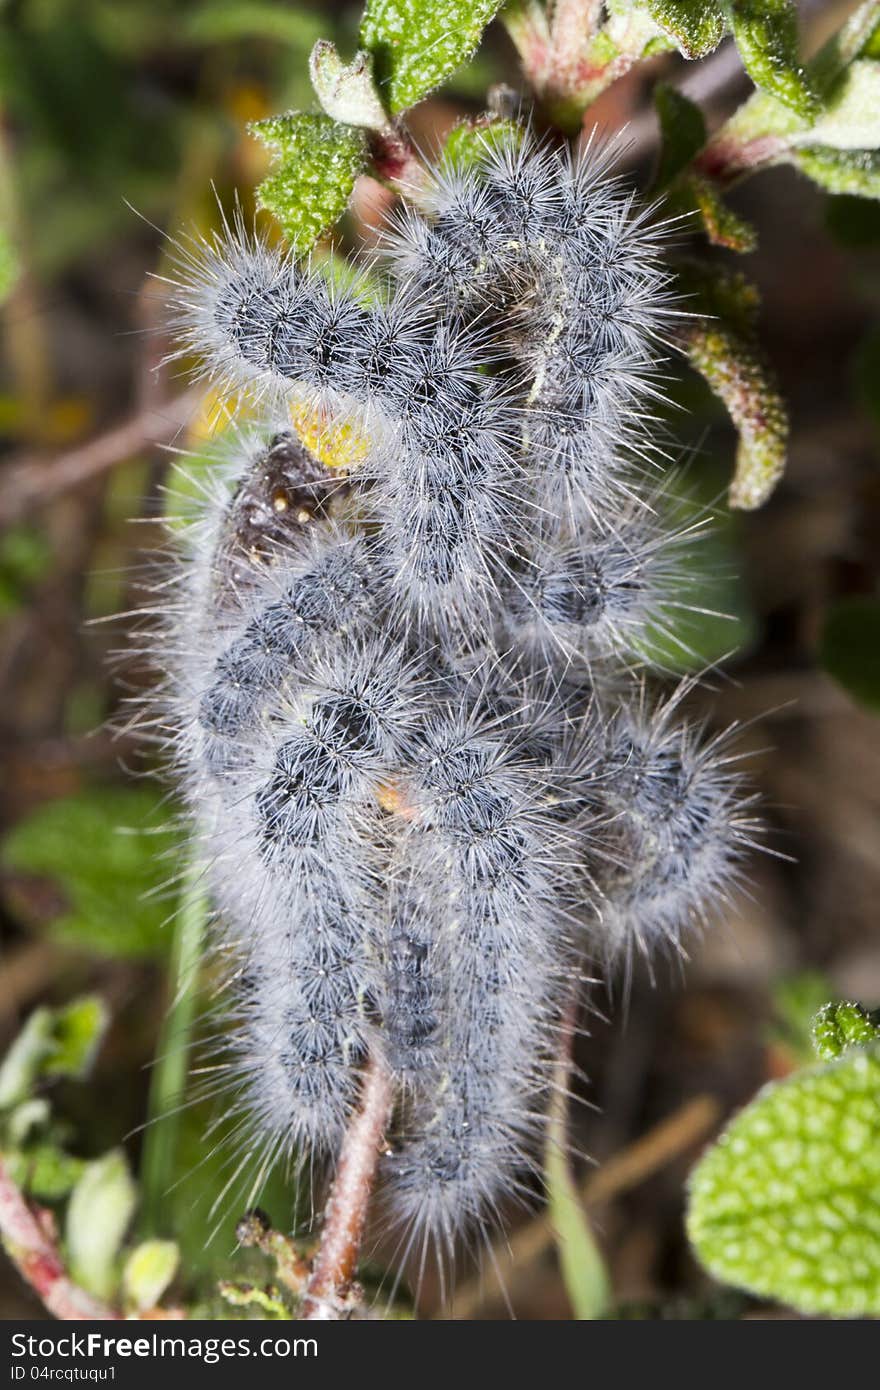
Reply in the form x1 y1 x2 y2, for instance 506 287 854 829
146 130 757 1280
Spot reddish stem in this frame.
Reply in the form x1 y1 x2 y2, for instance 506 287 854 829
301 1055 395 1320
694 133 794 187
0 1157 121 1320
368 127 426 198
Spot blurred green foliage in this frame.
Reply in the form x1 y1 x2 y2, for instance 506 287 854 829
2 786 181 958
0 524 52 616
0 996 108 1109
0 0 330 275
771 971 836 1068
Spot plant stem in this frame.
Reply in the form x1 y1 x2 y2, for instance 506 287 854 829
301 1053 394 1320
452 1094 720 1318
0 1157 121 1319
139 852 209 1236
545 998 610 1320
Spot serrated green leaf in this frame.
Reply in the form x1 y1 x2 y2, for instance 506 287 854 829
645 0 726 59
794 145 880 198
66 1149 138 1300
0 997 108 1109
654 83 707 187
812 1002 880 1062
251 113 367 255
819 595 880 712
361 0 504 114
122 1240 180 1313
678 267 788 508
727 0 817 120
2 787 180 959
688 1045 880 1316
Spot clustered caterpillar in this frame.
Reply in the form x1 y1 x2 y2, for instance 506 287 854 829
149 132 758 1275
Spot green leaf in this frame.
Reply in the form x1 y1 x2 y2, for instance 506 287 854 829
819 595 880 712
812 1002 880 1062
2 787 180 959
645 0 726 59
251 113 367 256
815 1 880 72
309 42 389 130
5 1144 86 1202
5 1098 50 1146
794 146 880 198
66 1149 138 1301
682 174 757 251
654 84 707 187
688 1045 880 1316
799 61 880 151
677 267 788 509
122 1239 180 1313
0 997 108 1109
360 0 504 114
727 0 817 121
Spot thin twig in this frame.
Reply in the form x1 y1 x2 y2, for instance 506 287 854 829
301 1053 395 1320
0 1156 121 1319
451 1093 720 1319
0 388 202 526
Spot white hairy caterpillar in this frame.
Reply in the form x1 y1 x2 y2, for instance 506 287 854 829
147 130 757 1277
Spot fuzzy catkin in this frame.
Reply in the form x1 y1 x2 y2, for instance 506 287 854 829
151 131 757 1264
